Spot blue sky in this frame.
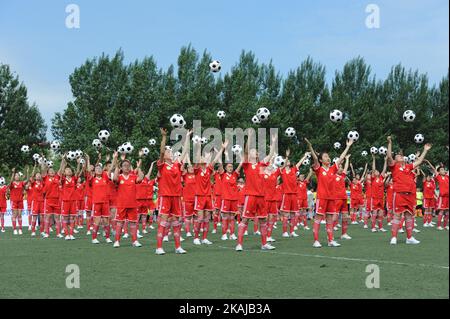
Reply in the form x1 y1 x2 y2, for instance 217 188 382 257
0 0 448 138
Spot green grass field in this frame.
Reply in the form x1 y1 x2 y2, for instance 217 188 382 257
0 220 448 299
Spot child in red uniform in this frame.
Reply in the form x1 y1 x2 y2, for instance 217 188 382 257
212 165 224 234
421 172 436 227
136 159 156 236
349 163 368 224
370 155 387 232
26 168 34 231
385 174 394 225
75 178 85 230
41 162 61 238
0 177 7 232
59 156 81 240
333 155 351 240
84 163 95 235
297 169 313 230
182 162 196 237
219 161 242 241
29 169 45 236
9 168 26 235
426 160 449 230
263 162 280 242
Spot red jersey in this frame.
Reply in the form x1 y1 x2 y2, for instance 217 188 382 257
364 180 372 199
90 172 111 203
26 186 34 203
263 170 280 201
75 182 85 201
389 163 415 193
280 167 298 194
31 181 44 201
136 177 154 200
194 165 214 196
9 181 25 201
0 185 7 207
423 180 436 199
435 174 449 197
182 173 196 201
275 184 283 202
386 183 394 203
243 162 268 197
333 172 347 200
43 175 60 199
297 180 309 200
350 181 363 200
116 174 138 208
214 173 222 196
371 176 385 199
313 163 338 200
60 176 78 201
221 172 239 201
157 161 182 197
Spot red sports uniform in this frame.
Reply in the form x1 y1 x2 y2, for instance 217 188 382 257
263 170 280 215
0 185 8 212
182 173 196 217
84 177 93 211
237 184 245 208
116 174 139 221
435 174 449 210
242 162 268 219
220 172 240 213
371 176 385 210
389 163 416 214
10 181 25 210
313 163 338 215
280 167 299 212
364 180 373 212
157 161 183 217
75 181 85 211
89 172 111 217
386 183 394 211
30 181 45 215
136 177 155 216
297 180 309 209
194 165 214 211
213 173 223 210
350 181 364 209
423 180 436 209
333 172 348 213
43 175 60 214
60 176 78 216
26 186 33 212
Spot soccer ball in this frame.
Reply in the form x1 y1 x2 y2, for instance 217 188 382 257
303 158 310 166
330 109 343 122
378 146 387 155
305 153 311 159
209 60 221 73
148 139 156 146
256 107 270 121
192 135 201 144
75 150 83 158
141 147 150 156
414 134 424 144
361 151 368 157
170 114 185 128
165 146 172 151
123 142 134 154
50 140 60 151
408 154 416 163
173 151 182 158
21 145 30 153
232 145 242 155
217 111 226 119
32 153 40 162
118 145 126 154
333 157 340 164
0 177 5 185
333 142 341 150
347 131 359 141
274 155 285 167
98 130 110 142
403 110 416 122
251 115 261 124
18 172 23 177
200 137 208 145
67 151 77 161
285 127 296 137
370 147 378 155
92 139 102 148
46 160 54 168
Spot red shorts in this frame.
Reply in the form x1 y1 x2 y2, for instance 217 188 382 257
437 196 449 210
280 194 299 212
194 195 213 211
365 198 373 212
393 192 415 215
386 199 393 211
116 207 137 222
84 196 93 211
61 200 77 216
44 198 60 215
92 202 110 217
137 199 151 215
243 195 267 219
31 200 44 215
11 200 24 210
158 196 182 217
183 201 195 217
316 198 336 215
148 200 156 210
220 199 238 213
423 198 436 209
214 195 222 210
297 198 308 209
109 198 117 208
350 198 364 209
77 200 84 211
335 199 348 213
372 198 384 211
265 200 279 215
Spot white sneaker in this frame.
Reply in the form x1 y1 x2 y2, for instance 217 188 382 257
193 238 201 245
294 226 298 231
290 232 299 238
371 228 377 233
105 238 113 243
42 233 49 238
379 228 387 232
132 241 142 247
312 240 322 248
56 233 63 238
333 226 339 231
430 221 436 225
163 235 169 242
406 237 420 245
341 233 352 240
387 222 392 226
92 238 100 244
267 236 276 242
65 235 71 240
304 226 310 230
446 226 449 230
142 229 148 234
254 230 261 236
423 223 429 228
73 229 79 234
113 241 120 248
201 238 213 245
320 220 326 225
272 224 277 229
337 223 341 228
186 232 192 237
86 231 91 235
31 232 36 237
229 234 237 240
149 225 155 230
137 233 143 239
437 226 444 231
28 226 32 231
261 243 276 250
429 223 435 227
70 235 75 240
1 228 5 232
235 244 243 251
351 221 359 225
18 229 23 235
155 248 165 255
328 240 341 247
221 234 228 241
390 237 397 245
212 229 217 234
399 228 405 233
413 228 421 233
282 232 290 238
217 222 221 227
175 247 187 254
414 223 418 227
122 233 129 239
244 230 248 236
363 225 368 229
180 237 185 242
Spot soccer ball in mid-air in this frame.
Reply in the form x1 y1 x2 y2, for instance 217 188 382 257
347 131 359 141
118 145 126 154
123 142 134 154
67 151 77 161
50 140 60 151
200 137 208 145
32 153 40 162
232 145 242 155
333 157 340 164
403 110 416 122
274 155 285 167
165 146 172 151
21 145 30 153
256 107 270 121
330 109 343 123
0 177 5 185
173 151 182 159
75 150 83 158
217 111 226 119
46 160 54 168
92 139 102 148
333 142 341 150
141 147 150 156
285 127 296 137
98 130 110 142
303 158 310 166
414 134 424 144
209 60 221 73
170 114 185 128
378 146 387 155
192 135 201 144
251 115 261 124
408 154 416 163
148 139 156 146
370 147 378 155
361 151 368 157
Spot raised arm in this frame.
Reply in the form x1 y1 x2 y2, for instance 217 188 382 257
112 152 120 183
159 128 168 163
381 156 388 177
304 138 319 167
211 140 228 166
361 163 369 180
146 161 156 179
263 133 277 164
58 155 67 176
179 129 192 164
305 168 313 182
337 139 354 165
296 152 310 169
413 143 432 169
386 136 395 166
343 155 350 173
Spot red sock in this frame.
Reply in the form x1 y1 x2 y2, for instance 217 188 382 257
193 218 200 239
399 217 405 229
428 213 433 224
156 220 167 249
267 220 274 238
213 214 218 231
115 222 123 242
62 218 69 236
377 216 383 229
371 214 377 229
282 216 288 233
18 216 22 230
391 218 400 238
342 220 348 235
185 218 191 234
444 214 449 228
104 224 111 239
69 218 75 235
28 214 32 225
129 222 137 242
123 220 129 234
326 220 334 242
221 217 228 235
405 217 414 239
290 215 296 233
141 216 147 231
237 214 241 223
364 213 369 226
313 219 320 241
229 217 235 235
237 222 246 245
0 213 4 228
260 222 267 246
303 214 308 227
253 218 258 233
202 219 210 240
86 213 92 230
172 220 181 249
92 224 99 240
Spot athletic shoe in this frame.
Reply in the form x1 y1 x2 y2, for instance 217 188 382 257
406 237 420 245
272 224 277 229
337 224 341 228
92 239 100 244
320 220 326 225
155 248 165 255
193 238 201 245
390 237 397 245
414 223 418 227
49 227 53 232
379 228 387 232
186 232 192 237
162 235 168 242
304 226 310 230
31 232 36 237
1 228 5 232
294 226 298 231
446 226 449 230
137 233 143 239
413 228 421 233
282 232 290 238
18 229 23 235
398 228 405 233
73 229 79 234
180 237 185 242
28 226 32 231
132 241 142 247
428 223 435 228
290 232 299 238
261 243 276 250
254 231 261 235
221 234 228 241
77 226 83 229
212 229 217 234
235 244 243 251
333 226 339 231
371 228 377 233
430 221 436 225
312 240 322 248
42 233 49 239
142 229 148 234
244 230 248 236
229 234 237 240
351 221 359 225
387 222 392 226
113 241 120 248
175 247 187 254
65 235 71 240
105 238 113 243
201 239 213 245
56 234 64 238
267 236 276 242
363 225 368 229
341 233 352 240
86 231 91 235
149 225 155 230
437 226 444 231
70 235 75 240
327 240 341 247
122 233 129 239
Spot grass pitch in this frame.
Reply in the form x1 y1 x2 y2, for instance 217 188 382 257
0 220 448 299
